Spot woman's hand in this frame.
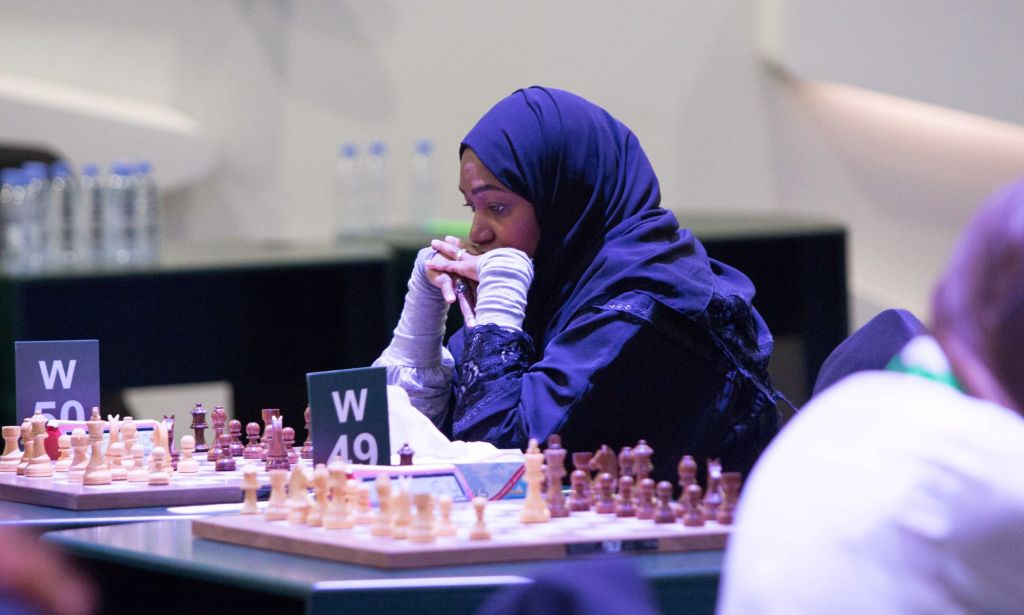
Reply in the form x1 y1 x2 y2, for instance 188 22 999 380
424 236 478 328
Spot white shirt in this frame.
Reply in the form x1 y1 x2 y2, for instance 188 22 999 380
717 370 1024 615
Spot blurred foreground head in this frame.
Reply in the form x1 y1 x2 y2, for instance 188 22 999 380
932 180 1024 413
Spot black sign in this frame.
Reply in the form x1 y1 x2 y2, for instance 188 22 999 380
307 366 390 466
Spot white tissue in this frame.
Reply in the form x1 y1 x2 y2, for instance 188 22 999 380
387 385 501 464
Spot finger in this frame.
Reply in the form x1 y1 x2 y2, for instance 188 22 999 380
457 291 476 329
445 235 464 248
426 259 471 278
435 273 456 304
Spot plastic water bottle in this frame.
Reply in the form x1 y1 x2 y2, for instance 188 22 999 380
20 162 47 271
79 164 104 266
1 169 31 273
48 161 79 267
411 138 440 231
334 143 362 239
132 161 160 264
364 140 391 231
103 162 135 266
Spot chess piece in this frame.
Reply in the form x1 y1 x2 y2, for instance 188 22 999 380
84 409 112 485
615 476 636 517
654 481 677 523
243 422 263 459
189 402 209 454
287 466 311 524
632 440 654 484
215 433 237 471
265 469 289 520
104 414 121 466
121 419 137 468
54 433 73 472
265 418 290 471
676 455 698 516
636 478 656 520
682 483 705 527
307 464 329 526
228 419 244 457
240 467 260 514
469 496 491 540
300 406 314 460
353 480 373 524
717 472 742 525
107 442 128 481
520 438 550 523
323 459 353 529
148 447 171 486
391 482 413 539
544 434 569 517
588 445 618 493
703 458 723 521
208 406 226 462
617 446 634 483
568 469 591 512
0 425 23 472
126 443 148 483
177 435 199 473
151 420 169 457
164 415 179 468
26 413 53 478
282 426 299 466
397 442 415 466
409 492 437 543
68 433 90 483
370 474 393 536
260 408 280 459
594 472 616 514
571 451 593 502
436 494 457 537
17 418 33 475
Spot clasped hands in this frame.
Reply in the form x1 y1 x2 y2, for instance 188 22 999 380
425 235 479 328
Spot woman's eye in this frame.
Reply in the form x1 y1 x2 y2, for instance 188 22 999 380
488 203 505 215
462 202 475 212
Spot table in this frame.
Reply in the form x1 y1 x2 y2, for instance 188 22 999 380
385 214 848 403
0 498 232 533
0 241 398 427
44 519 723 615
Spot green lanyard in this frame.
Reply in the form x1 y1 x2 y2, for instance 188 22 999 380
885 335 962 391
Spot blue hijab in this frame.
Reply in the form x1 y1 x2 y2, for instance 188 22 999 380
462 86 757 349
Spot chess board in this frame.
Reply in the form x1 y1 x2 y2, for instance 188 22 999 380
0 459 305 511
191 501 730 569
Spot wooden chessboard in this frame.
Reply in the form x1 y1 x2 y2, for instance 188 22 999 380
191 501 730 569
0 460 305 510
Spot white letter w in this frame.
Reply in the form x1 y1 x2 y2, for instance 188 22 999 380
39 360 76 390
331 388 367 423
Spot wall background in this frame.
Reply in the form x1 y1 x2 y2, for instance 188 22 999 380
1 0 1023 414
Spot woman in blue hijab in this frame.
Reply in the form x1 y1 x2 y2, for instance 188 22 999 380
375 87 780 480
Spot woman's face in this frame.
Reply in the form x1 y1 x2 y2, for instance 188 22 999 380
459 148 540 257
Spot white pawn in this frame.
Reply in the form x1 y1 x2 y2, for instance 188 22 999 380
127 444 148 483
307 464 329 527
26 413 53 478
287 466 311 524
469 496 491 540
0 425 23 472
436 494 457 537
17 419 33 475
353 480 373 525
391 484 412 540
370 474 393 537
108 442 128 481
121 419 137 469
148 447 171 485
323 460 353 530
54 434 73 472
265 469 289 521
240 467 260 514
68 432 89 484
177 435 199 473
409 492 437 544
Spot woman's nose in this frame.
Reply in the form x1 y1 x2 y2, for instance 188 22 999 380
469 216 494 246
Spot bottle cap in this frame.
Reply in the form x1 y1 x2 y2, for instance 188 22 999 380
50 161 72 177
415 138 435 155
339 143 358 157
369 140 388 156
81 163 100 177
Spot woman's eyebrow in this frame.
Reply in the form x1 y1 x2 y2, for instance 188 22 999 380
471 183 507 196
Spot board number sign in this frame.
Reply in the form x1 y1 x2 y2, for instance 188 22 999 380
15 339 100 422
307 366 390 466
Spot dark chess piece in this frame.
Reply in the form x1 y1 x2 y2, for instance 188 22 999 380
618 446 634 483
265 419 290 471
243 422 263 459
228 419 244 457
717 472 742 525
615 476 636 518
654 481 677 523
594 472 616 514
571 451 593 503
301 406 314 460
397 442 415 466
261 408 280 458
676 455 698 516
632 439 654 483
589 445 618 493
208 406 226 462
703 458 723 521
544 434 568 518
282 426 298 466
189 403 209 454
636 477 656 520
568 469 590 512
163 415 178 469
683 483 706 527
215 433 237 471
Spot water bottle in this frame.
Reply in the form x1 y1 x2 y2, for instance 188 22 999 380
79 164 104 266
334 143 363 239
48 161 79 267
1 169 31 273
411 138 440 231
364 140 391 232
132 161 160 264
20 162 48 271
103 161 135 266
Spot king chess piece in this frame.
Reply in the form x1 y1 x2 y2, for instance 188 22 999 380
300 406 314 460
520 438 551 523
189 402 209 455
544 434 569 518
207 406 226 462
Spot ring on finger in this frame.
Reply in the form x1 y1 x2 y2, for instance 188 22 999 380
455 248 467 261
454 279 467 295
